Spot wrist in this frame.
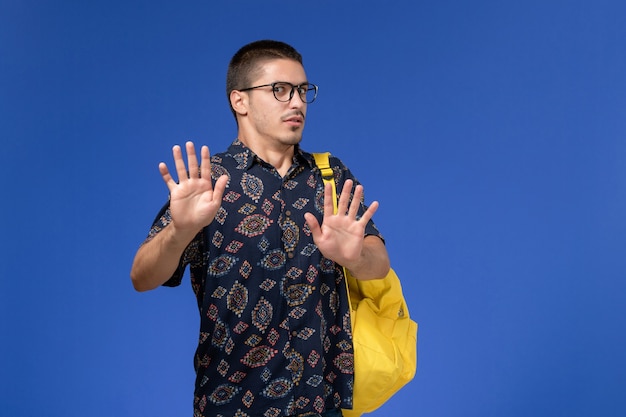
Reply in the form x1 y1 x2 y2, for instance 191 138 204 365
164 221 201 251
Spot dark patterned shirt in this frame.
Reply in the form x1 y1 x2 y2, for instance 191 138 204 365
144 140 382 417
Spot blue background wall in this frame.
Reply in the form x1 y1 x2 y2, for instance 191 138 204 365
1 1 625 416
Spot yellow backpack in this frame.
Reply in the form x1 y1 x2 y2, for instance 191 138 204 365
313 153 418 417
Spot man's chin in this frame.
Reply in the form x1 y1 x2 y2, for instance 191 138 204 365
281 134 303 146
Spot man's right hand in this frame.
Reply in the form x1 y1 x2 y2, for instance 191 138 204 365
159 141 228 241
130 141 228 291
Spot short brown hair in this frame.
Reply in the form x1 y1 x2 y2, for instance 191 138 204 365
226 40 303 118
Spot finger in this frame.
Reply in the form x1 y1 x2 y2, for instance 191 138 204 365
186 141 200 179
200 145 211 181
337 179 353 215
304 212 322 239
158 162 176 189
172 145 187 183
212 174 229 202
359 200 379 224
347 184 364 218
323 182 336 215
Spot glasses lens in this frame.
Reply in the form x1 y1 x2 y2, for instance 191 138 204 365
302 84 317 103
272 83 317 103
272 83 292 101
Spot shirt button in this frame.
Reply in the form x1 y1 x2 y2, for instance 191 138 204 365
285 210 292 216
292 331 298 337
288 252 294 259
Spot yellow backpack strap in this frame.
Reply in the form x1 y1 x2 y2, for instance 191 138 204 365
312 152 338 214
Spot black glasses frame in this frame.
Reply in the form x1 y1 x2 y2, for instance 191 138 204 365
239 82 318 103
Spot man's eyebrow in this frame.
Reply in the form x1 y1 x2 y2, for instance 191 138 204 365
273 81 310 85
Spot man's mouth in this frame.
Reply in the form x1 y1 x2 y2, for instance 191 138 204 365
283 112 305 125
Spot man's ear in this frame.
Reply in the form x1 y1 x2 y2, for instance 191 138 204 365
230 90 248 116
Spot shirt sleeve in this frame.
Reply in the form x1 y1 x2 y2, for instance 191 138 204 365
142 202 203 287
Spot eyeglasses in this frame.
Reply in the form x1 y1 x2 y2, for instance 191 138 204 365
239 82 318 103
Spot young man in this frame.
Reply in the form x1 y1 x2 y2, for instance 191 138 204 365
131 40 390 417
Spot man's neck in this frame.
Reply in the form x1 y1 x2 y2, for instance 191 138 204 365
238 136 295 177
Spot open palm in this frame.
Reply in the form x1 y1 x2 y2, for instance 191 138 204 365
304 180 379 270
159 141 228 236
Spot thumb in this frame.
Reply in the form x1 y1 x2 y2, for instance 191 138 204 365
304 212 322 239
213 174 229 199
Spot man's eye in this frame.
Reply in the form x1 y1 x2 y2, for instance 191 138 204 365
273 84 287 93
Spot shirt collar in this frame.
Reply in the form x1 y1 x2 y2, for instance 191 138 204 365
226 139 318 171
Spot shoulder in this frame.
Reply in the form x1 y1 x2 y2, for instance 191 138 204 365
301 149 350 171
